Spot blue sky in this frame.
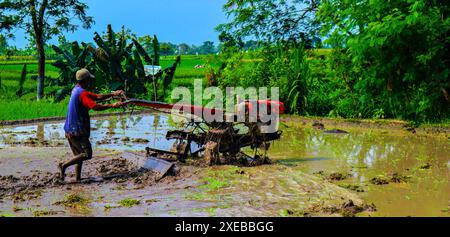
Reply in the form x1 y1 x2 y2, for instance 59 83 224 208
10 0 228 48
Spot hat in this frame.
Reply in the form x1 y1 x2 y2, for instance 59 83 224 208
76 68 95 81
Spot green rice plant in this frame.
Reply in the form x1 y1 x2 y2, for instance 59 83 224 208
118 198 141 207
16 64 27 97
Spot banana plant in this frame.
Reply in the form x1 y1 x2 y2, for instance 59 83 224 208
52 24 181 101
133 38 181 101
161 55 181 100
132 36 159 100
52 42 91 85
51 42 93 101
87 24 146 97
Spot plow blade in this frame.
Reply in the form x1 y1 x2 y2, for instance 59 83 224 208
143 157 175 180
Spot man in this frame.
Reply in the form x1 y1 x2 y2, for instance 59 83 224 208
59 68 125 182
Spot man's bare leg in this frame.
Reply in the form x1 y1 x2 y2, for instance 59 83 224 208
58 162 66 181
75 162 83 182
58 153 88 181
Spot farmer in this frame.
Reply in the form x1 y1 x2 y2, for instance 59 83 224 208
58 68 125 182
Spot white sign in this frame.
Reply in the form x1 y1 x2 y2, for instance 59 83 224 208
144 65 162 76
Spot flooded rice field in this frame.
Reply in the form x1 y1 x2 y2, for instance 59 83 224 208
272 118 450 217
0 113 448 217
0 114 175 151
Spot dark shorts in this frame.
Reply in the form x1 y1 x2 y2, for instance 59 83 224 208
66 135 93 160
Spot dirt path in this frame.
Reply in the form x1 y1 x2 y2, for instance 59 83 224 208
0 146 371 217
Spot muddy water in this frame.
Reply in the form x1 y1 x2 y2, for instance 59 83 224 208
268 125 450 217
0 112 176 151
1 113 449 217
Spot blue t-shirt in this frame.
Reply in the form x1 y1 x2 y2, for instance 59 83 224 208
64 85 91 137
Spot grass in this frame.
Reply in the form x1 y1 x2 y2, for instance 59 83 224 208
54 194 90 210
118 198 141 207
186 166 240 200
32 209 58 217
0 212 16 217
12 206 24 212
0 61 63 121
0 55 210 121
1 53 449 127
0 99 69 121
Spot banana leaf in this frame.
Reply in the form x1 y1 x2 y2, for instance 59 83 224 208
132 39 153 65
71 42 82 57
152 35 160 66
133 49 146 79
55 86 73 102
52 45 75 65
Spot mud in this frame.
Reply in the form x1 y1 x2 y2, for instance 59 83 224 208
281 115 450 136
327 172 351 181
0 146 366 217
313 200 377 217
389 173 411 183
0 152 161 199
312 122 325 130
1 113 448 217
369 176 390 185
324 129 349 134
418 163 432 170
281 199 375 217
338 184 365 193
132 138 150 143
54 194 90 208
272 118 450 217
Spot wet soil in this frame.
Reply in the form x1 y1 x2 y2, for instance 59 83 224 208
273 117 450 217
0 148 160 197
281 115 450 137
1 113 448 217
0 147 365 217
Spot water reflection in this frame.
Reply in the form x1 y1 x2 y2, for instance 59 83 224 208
270 126 450 216
0 112 179 151
0 115 448 216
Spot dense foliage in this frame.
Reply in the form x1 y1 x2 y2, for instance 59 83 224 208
216 0 449 122
318 0 450 121
217 0 321 47
215 44 310 114
50 25 182 102
1 0 449 123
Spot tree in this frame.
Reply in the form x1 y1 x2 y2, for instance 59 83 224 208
318 0 450 120
0 0 94 100
55 34 72 53
218 31 243 52
197 41 217 55
137 35 154 54
178 43 190 55
0 34 8 54
243 40 259 50
188 44 198 55
0 10 18 33
216 0 321 47
159 42 176 56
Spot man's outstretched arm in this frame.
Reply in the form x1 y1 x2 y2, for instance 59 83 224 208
80 91 126 112
91 102 126 111
94 90 125 101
